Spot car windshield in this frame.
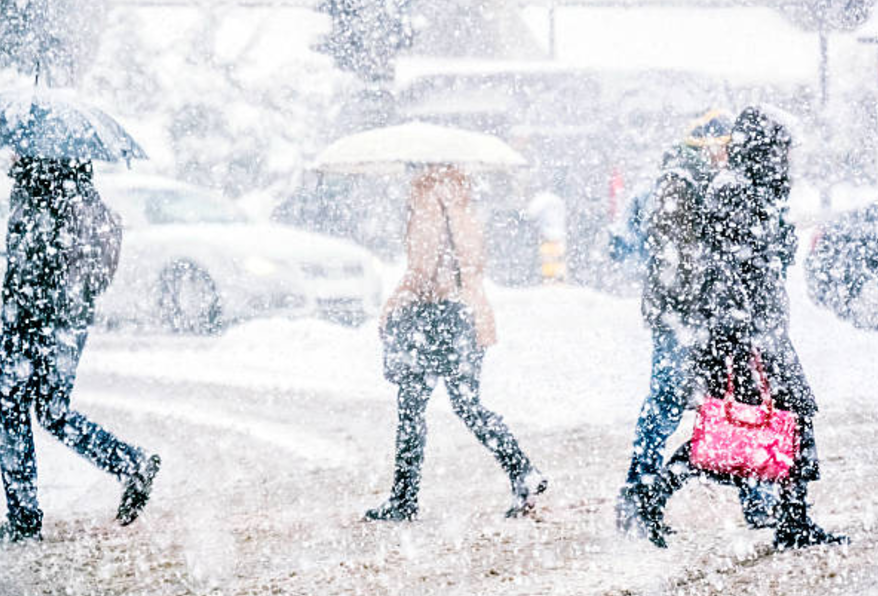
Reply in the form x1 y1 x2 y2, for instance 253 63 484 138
111 187 248 226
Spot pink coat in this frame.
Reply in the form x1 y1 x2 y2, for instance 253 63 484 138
381 167 497 347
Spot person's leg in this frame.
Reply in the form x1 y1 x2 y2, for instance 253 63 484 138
625 329 688 487
618 329 688 532
637 440 699 547
444 347 546 517
365 372 433 521
34 327 145 479
737 481 779 529
446 351 530 478
34 326 161 526
734 335 816 529
0 372 43 541
774 417 847 549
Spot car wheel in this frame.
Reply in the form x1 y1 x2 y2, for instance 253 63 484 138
847 273 878 331
158 260 222 334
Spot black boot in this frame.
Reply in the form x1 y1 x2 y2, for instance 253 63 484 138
117 454 162 526
363 498 418 522
615 482 674 548
0 521 41 545
364 477 420 521
506 468 548 518
364 432 423 522
740 483 779 530
619 443 694 548
615 484 642 534
774 482 848 550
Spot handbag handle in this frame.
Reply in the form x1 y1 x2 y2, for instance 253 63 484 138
722 349 773 427
750 349 772 408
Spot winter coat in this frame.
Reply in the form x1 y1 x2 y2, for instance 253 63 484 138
641 144 716 334
2 158 120 337
381 167 497 347
692 107 815 416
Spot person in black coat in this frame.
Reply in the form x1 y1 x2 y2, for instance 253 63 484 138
640 107 847 550
0 157 161 543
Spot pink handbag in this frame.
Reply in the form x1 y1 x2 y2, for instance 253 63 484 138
690 351 800 482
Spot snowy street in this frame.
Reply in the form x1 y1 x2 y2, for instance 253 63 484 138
4 1 878 593
1 255 877 596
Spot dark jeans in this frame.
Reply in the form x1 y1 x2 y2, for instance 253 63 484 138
383 301 532 510
0 324 144 531
625 329 775 514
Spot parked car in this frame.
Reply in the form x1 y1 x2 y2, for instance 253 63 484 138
92 174 382 333
805 201 878 330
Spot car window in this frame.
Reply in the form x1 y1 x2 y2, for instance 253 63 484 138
107 187 248 226
140 189 247 225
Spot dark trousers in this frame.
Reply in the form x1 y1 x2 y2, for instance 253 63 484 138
383 302 531 510
0 324 144 531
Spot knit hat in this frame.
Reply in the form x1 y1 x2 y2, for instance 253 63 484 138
684 109 733 148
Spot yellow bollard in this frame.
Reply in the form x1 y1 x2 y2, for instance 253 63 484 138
539 240 566 283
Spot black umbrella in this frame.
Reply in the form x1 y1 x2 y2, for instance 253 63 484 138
0 87 147 163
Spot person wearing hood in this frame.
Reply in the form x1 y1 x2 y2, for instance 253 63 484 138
639 107 847 550
365 165 547 521
0 156 161 543
617 110 776 537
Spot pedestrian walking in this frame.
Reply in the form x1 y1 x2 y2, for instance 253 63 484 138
365 165 546 521
640 107 847 550
0 156 161 544
616 110 777 537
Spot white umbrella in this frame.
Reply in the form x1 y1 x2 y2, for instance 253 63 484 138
312 121 527 174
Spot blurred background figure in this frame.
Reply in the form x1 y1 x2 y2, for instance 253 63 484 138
526 188 567 283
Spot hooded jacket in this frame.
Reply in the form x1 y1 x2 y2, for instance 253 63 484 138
641 144 717 334
695 107 814 415
2 158 115 334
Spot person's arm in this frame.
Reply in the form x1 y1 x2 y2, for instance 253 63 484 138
642 176 692 326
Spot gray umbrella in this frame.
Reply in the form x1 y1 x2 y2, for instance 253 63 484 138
0 87 147 163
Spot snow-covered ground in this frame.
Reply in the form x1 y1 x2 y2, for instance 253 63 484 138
1 245 878 595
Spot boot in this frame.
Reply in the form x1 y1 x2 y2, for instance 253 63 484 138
615 483 674 548
364 445 422 522
506 468 548 518
773 482 848 550
774 519 849 550
363 498 418 522
0 521 41 545
740 483 779 530
615 485 641 534
117 454 162 526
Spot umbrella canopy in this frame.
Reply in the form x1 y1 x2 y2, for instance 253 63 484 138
0 87 147 163
312 121 527 174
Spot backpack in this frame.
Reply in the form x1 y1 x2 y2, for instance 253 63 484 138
67 188 123 298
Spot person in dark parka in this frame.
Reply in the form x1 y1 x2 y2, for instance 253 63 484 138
0 157 160 543
640 107 847 550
